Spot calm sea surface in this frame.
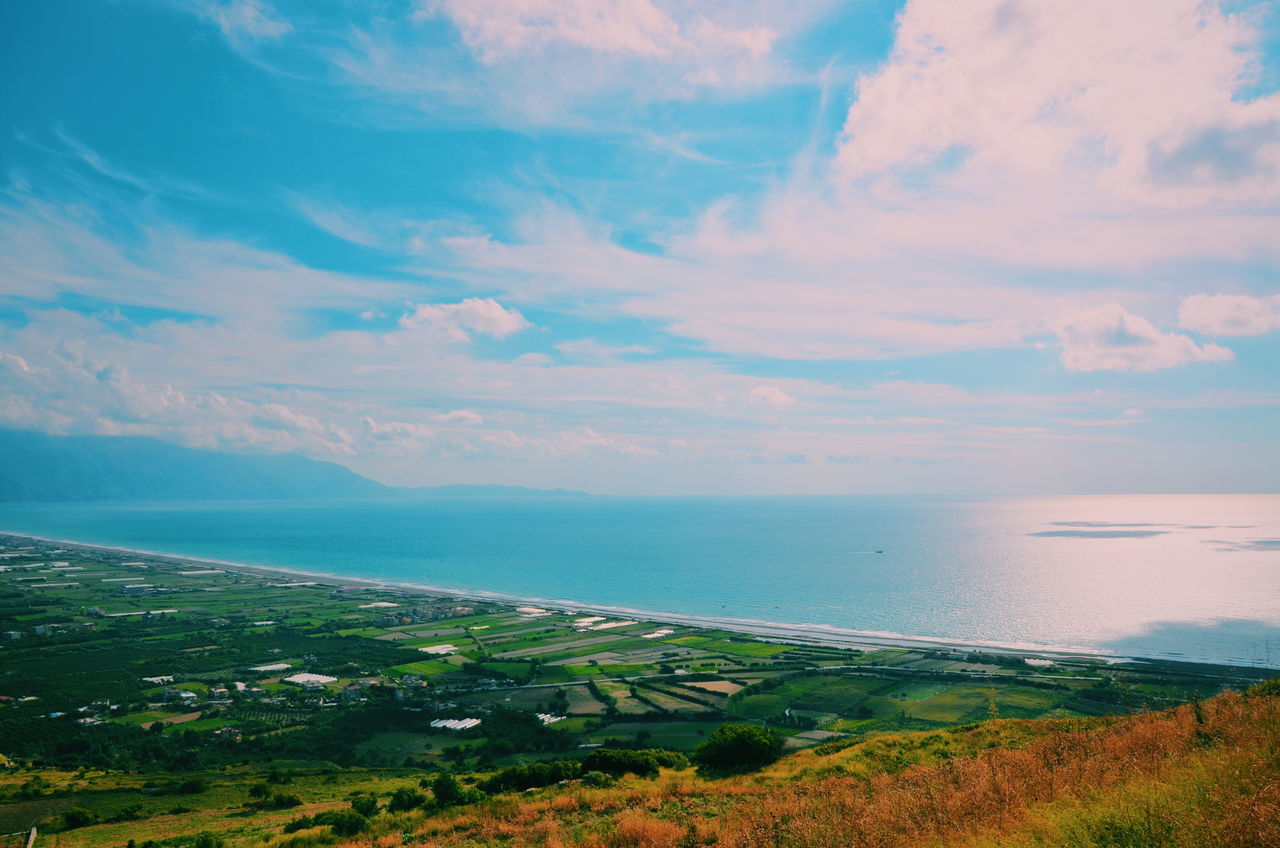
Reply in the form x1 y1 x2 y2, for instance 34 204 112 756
2 494 1278 666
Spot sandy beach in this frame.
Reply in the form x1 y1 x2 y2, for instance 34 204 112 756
1 529 1128 664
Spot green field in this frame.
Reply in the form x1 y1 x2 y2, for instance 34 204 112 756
0 532 1267 847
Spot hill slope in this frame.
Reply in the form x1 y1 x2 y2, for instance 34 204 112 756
352 685 1280 848
0 429 390 501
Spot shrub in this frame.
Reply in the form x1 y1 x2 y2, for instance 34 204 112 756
315 809 368 836
62 807 96 829
349 793 378 817
387 787 426 812
480 759 581 793
430 772 484 807
693 723 784 773
581 748 660 778
581 770 615 787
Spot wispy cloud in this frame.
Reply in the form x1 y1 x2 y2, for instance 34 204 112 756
195 0 291 47
3 1 1278 493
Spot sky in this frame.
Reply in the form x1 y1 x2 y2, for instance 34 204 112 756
1 0 1278 495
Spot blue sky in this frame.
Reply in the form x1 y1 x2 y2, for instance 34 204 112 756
1 0 1278 494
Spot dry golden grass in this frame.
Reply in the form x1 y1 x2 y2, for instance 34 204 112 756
336 689 1279 848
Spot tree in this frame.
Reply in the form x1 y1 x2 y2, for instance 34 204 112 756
693 723 784 774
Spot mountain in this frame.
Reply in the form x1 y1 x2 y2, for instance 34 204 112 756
0 429 392 502
0 430 590 502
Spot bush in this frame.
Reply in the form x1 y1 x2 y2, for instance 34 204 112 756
1246 677 1280 698
430 772 484 808
62 807 96 829
387 787 426 812
190 834 225 848
350 793 379 817
693 723 784 773
581 748 687 778
315 809 368 836
581 770 615 787
249 791 302 811
480 759 581 793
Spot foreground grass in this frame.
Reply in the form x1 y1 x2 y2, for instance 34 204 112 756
313 687 1278 848
17 687 1278 847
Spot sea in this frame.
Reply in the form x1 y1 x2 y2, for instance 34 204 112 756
2 493 1278 667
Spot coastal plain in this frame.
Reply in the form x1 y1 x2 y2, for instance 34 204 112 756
0 533 1273 846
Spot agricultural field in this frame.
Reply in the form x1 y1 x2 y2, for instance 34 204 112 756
0 533 1273 846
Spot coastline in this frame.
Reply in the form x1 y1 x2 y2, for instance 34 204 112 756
1 528 1141 665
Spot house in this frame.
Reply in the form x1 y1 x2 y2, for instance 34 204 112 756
213 726 242 743
33 622 95 636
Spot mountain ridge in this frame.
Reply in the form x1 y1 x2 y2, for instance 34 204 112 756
0 430 586 501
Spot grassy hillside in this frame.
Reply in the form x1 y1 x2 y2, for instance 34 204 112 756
325 683 1278 848
10 683 1272 848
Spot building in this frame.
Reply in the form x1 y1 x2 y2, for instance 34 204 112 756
281 672 337 690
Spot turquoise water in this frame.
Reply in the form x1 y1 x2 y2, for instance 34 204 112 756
2 494 1278 666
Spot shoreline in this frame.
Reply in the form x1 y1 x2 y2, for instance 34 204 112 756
0 529 1240 670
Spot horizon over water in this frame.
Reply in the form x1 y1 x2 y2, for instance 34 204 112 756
3 493 1278 667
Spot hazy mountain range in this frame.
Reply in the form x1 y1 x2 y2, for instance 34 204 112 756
0 430 585 502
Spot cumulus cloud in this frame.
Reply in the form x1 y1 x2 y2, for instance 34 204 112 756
0 349 357 455
1053 304 1234 372
1178 293 1280 336
835 0 1280 206
749 384 796 407
399 297 530 341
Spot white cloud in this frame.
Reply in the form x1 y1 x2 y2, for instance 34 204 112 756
835 0 1280 207
435 409 484 425
1053 304 1234 372
0 349 357 456
1178 293 1280 335
423 0 772 62
198 0 291 45
749 384 796 407
398 297 531 341
318 0 794 128
555 338 655 361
